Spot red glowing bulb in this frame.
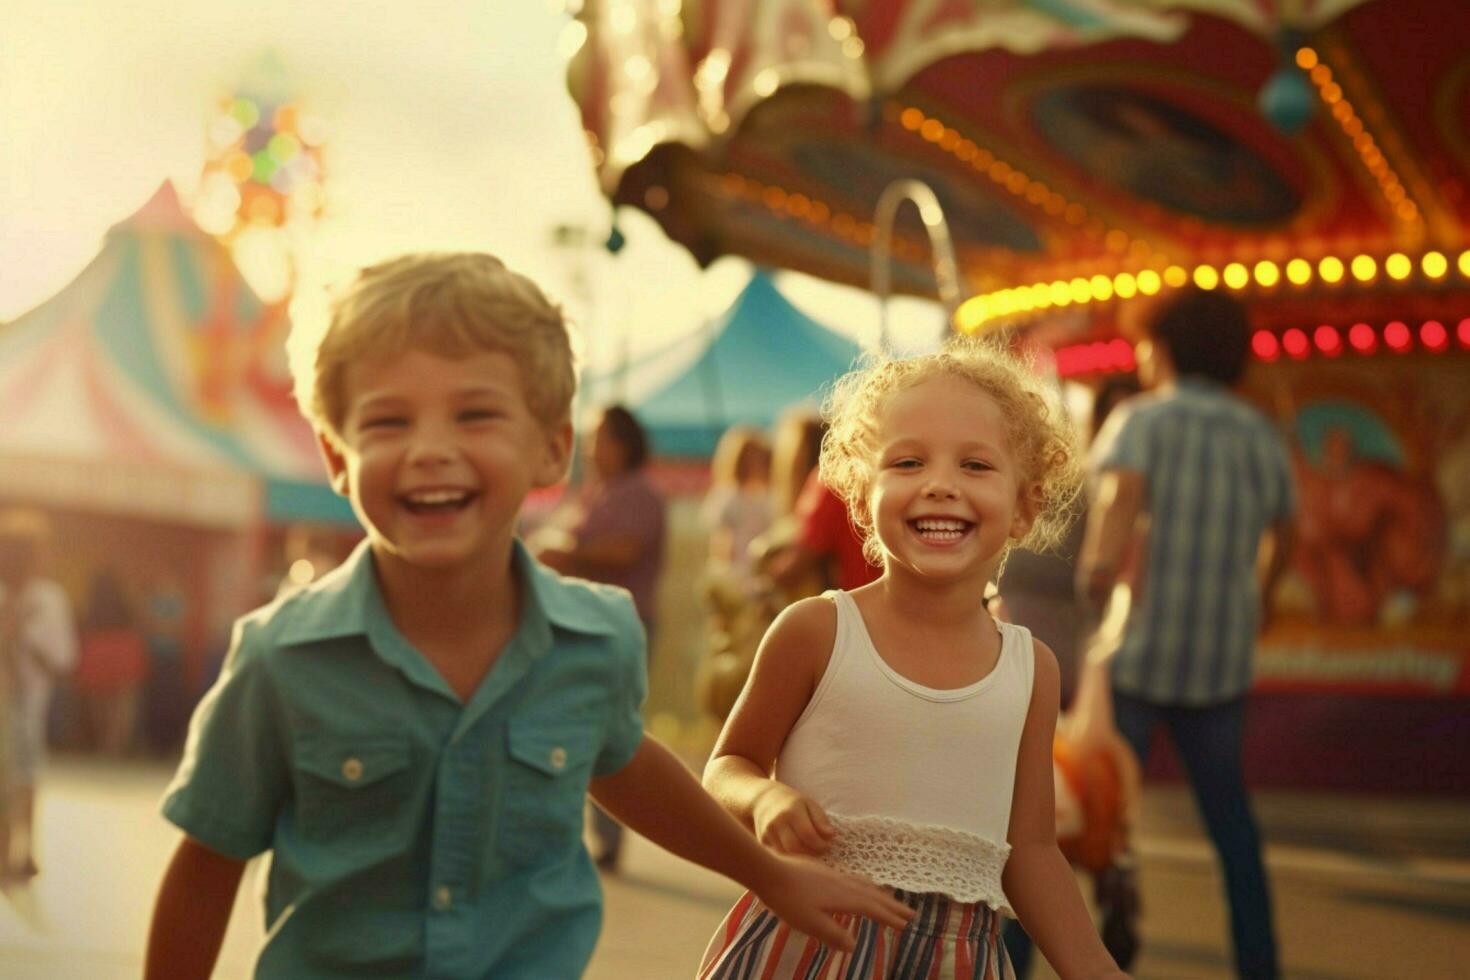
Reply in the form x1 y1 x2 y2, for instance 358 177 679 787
1251 330 1280 361
1348 322 1376 353
1458 318 1470 348
1384 321 1411 352
1282 328 1310 359
1313 324 1342 355
1421 320 1448 351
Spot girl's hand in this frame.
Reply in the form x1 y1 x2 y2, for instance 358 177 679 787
753 854 914 951
752 783 837 856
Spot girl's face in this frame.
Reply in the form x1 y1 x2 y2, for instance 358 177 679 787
865 375 1036 586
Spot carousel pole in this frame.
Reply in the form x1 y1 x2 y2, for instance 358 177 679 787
870 179 963 351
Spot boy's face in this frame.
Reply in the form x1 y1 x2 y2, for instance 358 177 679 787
319 348 572 574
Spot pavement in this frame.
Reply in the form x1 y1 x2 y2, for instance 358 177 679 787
2 754 1467 979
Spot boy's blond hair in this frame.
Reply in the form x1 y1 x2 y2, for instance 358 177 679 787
296 253 575 444
819 338 1082 567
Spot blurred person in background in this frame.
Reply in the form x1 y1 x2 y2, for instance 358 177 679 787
1079 287 1296 980
0 508 78 881
142 573 190 755
535 404 667 869
702 425 773 584
75 567 149 756
997 372 1144 977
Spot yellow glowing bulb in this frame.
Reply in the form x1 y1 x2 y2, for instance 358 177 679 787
1113 272 1138 299
1421 251 1447 279
1286 258 1312 286
1193 265 1219 290
1318 256 1345 284
1137 269 1162 295
1031 283 1053 308
1090 274 1113 302
1222 263 1250 290
1164 265 1188 288
1351 254 1377 282
1253 260 1280 288
1070 278 1092 304
1051 281 1072 307
1459 251 1470 278
1384 253 1411 281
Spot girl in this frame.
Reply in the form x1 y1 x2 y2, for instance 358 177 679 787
703 425 774 581
699 342 1129 979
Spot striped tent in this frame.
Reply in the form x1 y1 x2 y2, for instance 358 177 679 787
0 182 353 527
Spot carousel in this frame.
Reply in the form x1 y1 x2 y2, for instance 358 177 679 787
564 0 1470 791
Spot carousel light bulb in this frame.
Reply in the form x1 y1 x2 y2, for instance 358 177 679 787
1282 328 1310 359
1193 265 1219 290
1421 320 1448 351
1318 256 1345 284
1137 269 1162 295
1385 253 1412 280
1459 250 1470 278
1314 324 1342 356
1351 254 1377 282
1164 265 1188 288
1254 260 1280 288
1348 323 1377 353
1421 251 1447 279
1070 278 1092 304
1296 47 1318 70
1252 331 1280 361
1050 281 1072 307
1384 321 1411 351
1113 272 1137 299
1459 318 1470 348
1286 258 1312 285
1223 263 1249 289
1090 274 1113 302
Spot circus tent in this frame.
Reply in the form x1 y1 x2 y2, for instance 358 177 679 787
0 181 353 528
624 269 861 456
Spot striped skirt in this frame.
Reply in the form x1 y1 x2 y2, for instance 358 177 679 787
698 888 1015 980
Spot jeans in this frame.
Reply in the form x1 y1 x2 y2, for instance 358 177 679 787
1112 691 1279 980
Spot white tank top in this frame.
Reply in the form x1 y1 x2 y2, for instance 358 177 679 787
776 590 1035 910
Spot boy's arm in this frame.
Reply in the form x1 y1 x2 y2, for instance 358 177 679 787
589 735 912 950
1003 641 1129 980
145 836 248 980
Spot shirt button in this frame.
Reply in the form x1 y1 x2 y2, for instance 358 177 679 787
434 886 452 910
341 757 364 782
549 746 567 770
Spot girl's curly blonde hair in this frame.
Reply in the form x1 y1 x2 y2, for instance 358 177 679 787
819 337 1083 568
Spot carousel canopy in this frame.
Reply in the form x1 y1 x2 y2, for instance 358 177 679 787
567 0 1470 342
0 182 353 528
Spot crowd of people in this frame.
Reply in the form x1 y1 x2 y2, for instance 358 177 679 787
1 249 1297 979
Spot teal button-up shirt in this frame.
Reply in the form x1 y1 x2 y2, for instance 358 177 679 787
162 539 648 979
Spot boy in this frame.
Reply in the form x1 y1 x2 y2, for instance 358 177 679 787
1079 286 1296 980
146 254 912 979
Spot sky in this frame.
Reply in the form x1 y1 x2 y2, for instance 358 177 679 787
0 0 944 386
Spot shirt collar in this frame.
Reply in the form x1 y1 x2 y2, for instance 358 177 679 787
278 537 616 648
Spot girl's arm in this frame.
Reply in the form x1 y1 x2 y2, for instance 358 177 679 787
1003 641 1129 980
703 596 837 855
145 835 248 980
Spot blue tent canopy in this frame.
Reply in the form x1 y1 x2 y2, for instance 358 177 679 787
629 271 863 457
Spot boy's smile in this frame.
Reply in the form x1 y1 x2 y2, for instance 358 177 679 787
319 348 571 578
867 375 1035 584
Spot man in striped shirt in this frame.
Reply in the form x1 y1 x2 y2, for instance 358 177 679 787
1080 287 1296 980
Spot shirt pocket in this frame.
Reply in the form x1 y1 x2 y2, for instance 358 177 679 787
293 734 413 850
498 714 601 866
